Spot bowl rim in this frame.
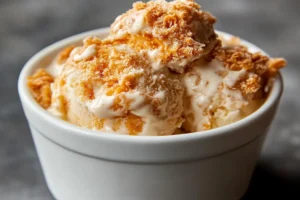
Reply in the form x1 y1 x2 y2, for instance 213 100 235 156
18 27 283 144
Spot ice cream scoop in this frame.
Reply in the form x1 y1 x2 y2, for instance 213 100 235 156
46 37 184 135
109 0 218 73
182 45 286 132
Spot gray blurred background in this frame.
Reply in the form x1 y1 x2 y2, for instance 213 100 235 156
0 0 300 199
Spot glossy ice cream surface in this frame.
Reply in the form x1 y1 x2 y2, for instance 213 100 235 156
27 0 286 136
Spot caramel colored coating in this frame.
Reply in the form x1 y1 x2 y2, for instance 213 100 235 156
125 113 144 135
214 46 286 96
27 69 54 109
56 46 75 64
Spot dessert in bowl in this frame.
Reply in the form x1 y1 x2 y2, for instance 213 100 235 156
19 0 286 199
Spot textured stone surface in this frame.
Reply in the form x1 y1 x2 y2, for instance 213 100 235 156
0 0 299 199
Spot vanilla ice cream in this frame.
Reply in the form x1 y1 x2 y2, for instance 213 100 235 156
45 37 184 136
108 0 218 73
182 44 286 132
27 0 286 136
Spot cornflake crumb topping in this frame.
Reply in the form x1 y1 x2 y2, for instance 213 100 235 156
109 0 218 73
27 69 54 108
26 0 287 135
213 46 286 96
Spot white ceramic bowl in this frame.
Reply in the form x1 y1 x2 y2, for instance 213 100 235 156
18 28 283 200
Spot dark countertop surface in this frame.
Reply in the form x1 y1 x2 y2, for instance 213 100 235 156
1 0 300 199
